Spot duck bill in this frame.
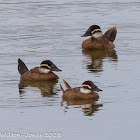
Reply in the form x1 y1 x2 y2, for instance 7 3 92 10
51 66 62 72
81 32 91 37
93 87 102 92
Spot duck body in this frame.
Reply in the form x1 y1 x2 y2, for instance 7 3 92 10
18 58 61 81
20 67 59 81
60 79 102 100
81 25 117 49
82 35 115 49
62 87 99 100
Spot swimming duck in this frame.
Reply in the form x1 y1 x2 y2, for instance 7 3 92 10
18 58 61 81
60 79 102 100
81 25 117 49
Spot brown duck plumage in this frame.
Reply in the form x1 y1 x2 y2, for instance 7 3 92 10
60 79 102 100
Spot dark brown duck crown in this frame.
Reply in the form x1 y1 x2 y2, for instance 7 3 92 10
88 25 101 31
41 60 53 66
82 80 93 87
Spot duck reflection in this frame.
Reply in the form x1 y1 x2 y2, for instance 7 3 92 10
18 80 58 97
82 49 118 73
62 99 103 116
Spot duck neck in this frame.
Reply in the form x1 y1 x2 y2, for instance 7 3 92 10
39 67 50 74
92 32 103 42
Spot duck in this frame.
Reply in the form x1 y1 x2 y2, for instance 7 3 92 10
81 25 117 49
18 58 61 81
60 79 102 100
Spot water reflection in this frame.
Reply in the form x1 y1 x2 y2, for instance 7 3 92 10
62 99 103 116
82 49 118 73
18 80 58 97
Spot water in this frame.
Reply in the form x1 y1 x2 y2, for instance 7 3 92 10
0 0 140 139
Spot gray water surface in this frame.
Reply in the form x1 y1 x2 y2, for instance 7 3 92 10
0 0 140 140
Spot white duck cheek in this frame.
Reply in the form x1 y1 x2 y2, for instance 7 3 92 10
92 32 103 39
80 88 91 94
39 68 50 74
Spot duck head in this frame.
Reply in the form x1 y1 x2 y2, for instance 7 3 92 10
81 25 103 40
80 80 102 94
39 60 62 74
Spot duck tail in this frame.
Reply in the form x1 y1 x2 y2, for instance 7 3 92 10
60 84 65 93
18 58 29 75
63 79 71 89
104 26 117 42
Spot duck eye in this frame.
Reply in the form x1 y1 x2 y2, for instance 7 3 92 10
46 64 51 69
91 29 101 34
82 85 92 90
40 64 51 69
41 66 48 69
